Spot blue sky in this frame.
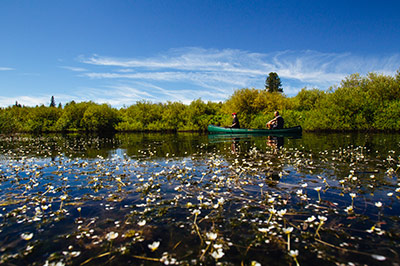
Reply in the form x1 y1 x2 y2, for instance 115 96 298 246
1 0 399 107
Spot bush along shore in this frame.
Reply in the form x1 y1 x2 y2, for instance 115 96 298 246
1 71 400 134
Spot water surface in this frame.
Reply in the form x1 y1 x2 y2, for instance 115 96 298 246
0 132 399 265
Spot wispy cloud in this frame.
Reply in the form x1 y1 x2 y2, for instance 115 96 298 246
0 96 48 107
3 48 399 108
60 66 87 72
0 67 14 71
75 48 400 107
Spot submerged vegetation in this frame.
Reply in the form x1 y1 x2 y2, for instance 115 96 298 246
1 71 400 133
0 132 399 265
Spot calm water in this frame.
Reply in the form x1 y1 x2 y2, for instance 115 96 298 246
0 132 399 265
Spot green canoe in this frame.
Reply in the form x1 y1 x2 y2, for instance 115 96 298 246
208 125 302 135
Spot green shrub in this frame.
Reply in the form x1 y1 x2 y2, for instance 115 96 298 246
373 101 400 130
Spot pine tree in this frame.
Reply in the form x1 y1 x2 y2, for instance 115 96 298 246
265 72 283 93
50 96 56 107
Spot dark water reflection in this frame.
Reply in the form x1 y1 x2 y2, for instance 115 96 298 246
0 132 400 265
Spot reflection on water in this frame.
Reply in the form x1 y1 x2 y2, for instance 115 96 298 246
267 135 284 149
0 132 400 265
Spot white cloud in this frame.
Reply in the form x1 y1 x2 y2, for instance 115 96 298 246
60 66 87 72
2 48 399 108
0 95 48 107
78 48 400 101
0 67 14 71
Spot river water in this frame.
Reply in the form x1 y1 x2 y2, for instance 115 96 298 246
0 132 399 265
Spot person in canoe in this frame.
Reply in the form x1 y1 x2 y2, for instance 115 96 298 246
229 112 240 128
266 111 284 129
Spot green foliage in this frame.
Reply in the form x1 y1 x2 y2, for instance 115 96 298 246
0 106 29 133
292 88 326 111
26 106 62 132
0 105 61 133
81 104 120 132
247 114 268 129
115 99 222 132
2 70 400 133
290 71 400 131
56 101 93 131
161 101 186 131
280 110 307 128
180 99 220 131
117 101 163 131
50 96 56 108
373 100 400 130
265 72 283 93
224 88 289 128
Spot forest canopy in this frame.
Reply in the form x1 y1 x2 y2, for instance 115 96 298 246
1 71 400 133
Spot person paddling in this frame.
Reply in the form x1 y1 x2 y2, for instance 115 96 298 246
266 111 284 129
230 113 240 128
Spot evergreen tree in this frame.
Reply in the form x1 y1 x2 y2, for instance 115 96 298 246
50 96 56 107
265 72 283 93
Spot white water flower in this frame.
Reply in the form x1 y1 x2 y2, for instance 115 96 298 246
345 205 354 213
106 231 119 241
375 202 383 208
306 216 316 223
192 209 201 215
314 187 321 192
70 251 81 257
217 197 225 205
258 228 269 233
283 227 293 234
277 209 287 216
289 249 299 257
43 260 65 266
268 197 275 203
371 254 386 261
138 220 146 226
148 241 160 251
21 232 34 240
349 193 356 199
211 248 225 259
206 232 218 241
366 226 375 233
35 207 42 214
318 215 327 222
213 243 223 249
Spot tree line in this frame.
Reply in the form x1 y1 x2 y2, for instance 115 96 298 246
1 71 400 133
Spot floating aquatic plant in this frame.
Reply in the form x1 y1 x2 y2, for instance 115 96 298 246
0 133 399 265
